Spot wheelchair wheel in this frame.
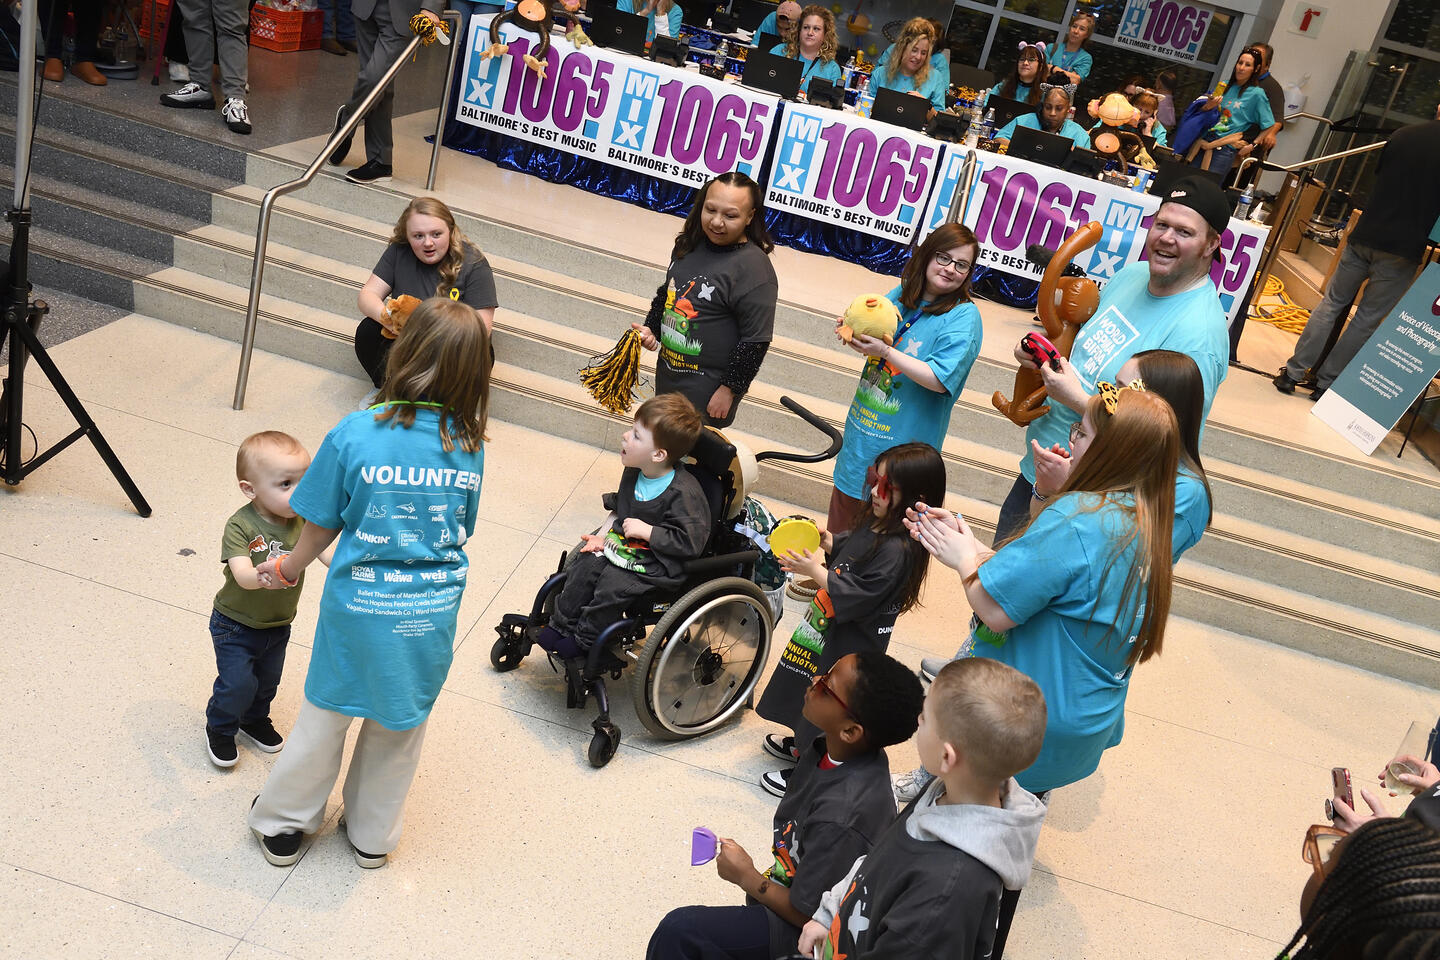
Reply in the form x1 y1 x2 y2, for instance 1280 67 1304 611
588 722 621 768
630 577 773 740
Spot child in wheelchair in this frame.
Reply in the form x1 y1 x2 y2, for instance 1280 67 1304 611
539 392 710 655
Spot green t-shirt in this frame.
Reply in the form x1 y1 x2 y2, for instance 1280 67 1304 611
213 502 305 629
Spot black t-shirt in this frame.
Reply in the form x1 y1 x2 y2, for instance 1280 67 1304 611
755 525 911 732
373 242 499 309
763 737 899 958
825 799 1002 959
648 239 777 421
1255 73 1284 139
1349 120 1440 262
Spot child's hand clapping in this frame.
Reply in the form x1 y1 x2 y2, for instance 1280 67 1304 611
778 547 825 582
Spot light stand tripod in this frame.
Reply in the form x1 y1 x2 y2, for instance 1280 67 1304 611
0 3 150 516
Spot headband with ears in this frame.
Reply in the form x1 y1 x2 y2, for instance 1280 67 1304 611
1039 80 1078 101
1017 40 1046 54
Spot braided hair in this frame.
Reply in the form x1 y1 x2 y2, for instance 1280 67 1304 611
1278 817 1440 959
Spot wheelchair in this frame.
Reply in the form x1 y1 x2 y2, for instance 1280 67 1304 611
490 396 842 767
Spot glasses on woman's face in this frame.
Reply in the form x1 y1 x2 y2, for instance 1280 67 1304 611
1302 824 1345 882
813 669 857 719
864 465 892 500
1069 421 1088 446
934 251 972 272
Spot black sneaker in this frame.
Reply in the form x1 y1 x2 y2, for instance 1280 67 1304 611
1309 387 1327 403
161 81 215 109
345 159 392 184
340 816 388 868
327 104 353 166
206 727 238 768
251 796 303 866
762 733 798 764
221 97 252 135
1273 369 1300 394
239 719 284 753
760 767 791 798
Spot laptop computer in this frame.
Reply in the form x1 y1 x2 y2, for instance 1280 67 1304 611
709 9 737 31
730 0 773 31
948 63 995 94
1063 146 1107 177
741 49 802 100
1008 124 1073 169
678 1 712 26
985 94 1032 132
869 86 929 132
1148 159 1223 197
589 6 648 56
753 30 780 52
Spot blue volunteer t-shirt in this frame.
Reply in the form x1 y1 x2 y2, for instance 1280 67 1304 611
995 112 1093 149
1045 43 1093 80
769 44 844 93
972 493 1145 794
986 82 1032 105
1020 261 1229 482
290 406 485 730
868 56 948 111
1209 84 1274 139
1173 466 1210 562
833 288 983 500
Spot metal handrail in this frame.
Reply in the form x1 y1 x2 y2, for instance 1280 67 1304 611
1244 138 1389 318
232 10 464 410
943 150 979 226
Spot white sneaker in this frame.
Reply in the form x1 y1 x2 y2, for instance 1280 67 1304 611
168 61 189 82
892 768 933 804
160 81 215 109
222 97 252 135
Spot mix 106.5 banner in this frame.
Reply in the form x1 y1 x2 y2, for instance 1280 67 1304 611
456 14 778 187
919 148 1269 327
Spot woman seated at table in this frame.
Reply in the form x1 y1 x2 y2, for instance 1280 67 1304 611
994 82 1091 150
986 41 1046 107
868 17 946 111
770 5 842 95
1185 45 1276 177
1131 90 1169 147
618 0 681 43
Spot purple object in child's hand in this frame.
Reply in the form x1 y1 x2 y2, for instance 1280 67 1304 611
691 827 718 865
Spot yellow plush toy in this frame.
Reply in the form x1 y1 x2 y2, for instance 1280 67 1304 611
837 294 900 345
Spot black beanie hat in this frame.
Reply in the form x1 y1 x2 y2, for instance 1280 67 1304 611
1159 176 1232 234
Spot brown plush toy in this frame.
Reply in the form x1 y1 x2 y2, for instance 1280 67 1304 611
992 221 1103 426
380 294 423 340
837 294 900 345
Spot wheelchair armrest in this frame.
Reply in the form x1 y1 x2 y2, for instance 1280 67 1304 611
681 549 761 578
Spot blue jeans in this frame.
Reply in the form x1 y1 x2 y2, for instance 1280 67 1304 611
1193 144 1238 178
324 0 354 44
206 609 290 735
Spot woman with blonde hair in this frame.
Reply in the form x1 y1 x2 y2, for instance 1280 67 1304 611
619 0 680 42
353 197 498 387
868 17 947 111
771 5 842 95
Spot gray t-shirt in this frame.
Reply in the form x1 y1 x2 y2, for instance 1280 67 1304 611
374 242 499 309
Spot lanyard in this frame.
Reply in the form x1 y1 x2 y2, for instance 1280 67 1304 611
367 400 443 411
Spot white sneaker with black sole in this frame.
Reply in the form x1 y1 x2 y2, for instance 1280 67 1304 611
760 767 791 798
919 656 948 684
345 160 393 184
160 81 215 109
762 733 798 764
222 98 252 135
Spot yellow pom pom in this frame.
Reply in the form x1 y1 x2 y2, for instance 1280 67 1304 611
579 328 645 416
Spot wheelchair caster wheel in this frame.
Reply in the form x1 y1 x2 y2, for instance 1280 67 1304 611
588 723 620 768
490 632 525 672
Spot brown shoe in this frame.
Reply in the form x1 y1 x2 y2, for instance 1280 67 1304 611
71 61 108 85
321 37 347 55
43 57 64 82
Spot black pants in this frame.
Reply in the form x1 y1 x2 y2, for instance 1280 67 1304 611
551 552 661 646
41 0 100 59
993 473 1033 545
354 316 391 387
646 903 773 960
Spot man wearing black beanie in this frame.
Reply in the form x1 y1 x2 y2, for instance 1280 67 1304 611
989 174 1233 542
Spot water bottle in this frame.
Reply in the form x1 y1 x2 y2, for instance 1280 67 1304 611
716 39 729 74
963 103 981 147
980 107 995 142
1233 182 1255 221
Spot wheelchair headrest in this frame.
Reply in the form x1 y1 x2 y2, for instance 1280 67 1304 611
682 428 739 531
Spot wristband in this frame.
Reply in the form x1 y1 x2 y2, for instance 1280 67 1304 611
1031 485 1049 503
274 554 299 587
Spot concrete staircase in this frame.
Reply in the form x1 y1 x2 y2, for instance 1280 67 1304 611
7 84 1440 686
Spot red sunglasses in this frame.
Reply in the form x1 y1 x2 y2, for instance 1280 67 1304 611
864 465 892 500
814 669 857 720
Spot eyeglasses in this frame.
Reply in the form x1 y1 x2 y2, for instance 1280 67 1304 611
1302 824 1345 883
864 464 892 500
1068 421 1088 446
933 251 972 272
813 669 857 720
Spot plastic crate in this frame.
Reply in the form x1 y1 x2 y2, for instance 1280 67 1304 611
138 0 170 42
249 5 324 52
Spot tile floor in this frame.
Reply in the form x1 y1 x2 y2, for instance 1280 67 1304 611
2 313 1437 960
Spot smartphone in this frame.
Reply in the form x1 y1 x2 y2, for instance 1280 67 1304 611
1022 333 1062 371
1325 767 1353 820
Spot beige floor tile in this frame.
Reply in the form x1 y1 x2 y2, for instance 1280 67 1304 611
0 866 241 959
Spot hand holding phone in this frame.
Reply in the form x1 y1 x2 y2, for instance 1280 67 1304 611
1021 332 1062 371
1326 766 1353 821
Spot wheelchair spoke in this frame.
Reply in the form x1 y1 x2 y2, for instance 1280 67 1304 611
649 591 769 733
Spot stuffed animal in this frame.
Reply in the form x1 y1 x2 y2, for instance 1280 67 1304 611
381 294 423 340
479 0 552 79
1087 92 1156 168
837 294 900 345
560 0 591 46
992 221 1102 426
